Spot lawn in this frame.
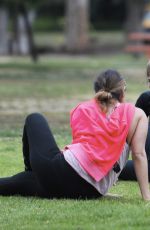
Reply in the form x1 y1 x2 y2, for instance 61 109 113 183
0 53 149 230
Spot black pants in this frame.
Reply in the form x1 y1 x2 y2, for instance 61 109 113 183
119 91 150 181
0 113 100 199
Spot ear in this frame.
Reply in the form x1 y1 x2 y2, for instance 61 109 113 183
119 91 125 103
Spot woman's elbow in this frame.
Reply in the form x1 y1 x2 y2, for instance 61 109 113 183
132 149 147 160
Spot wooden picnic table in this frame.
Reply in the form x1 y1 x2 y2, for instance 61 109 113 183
125 32 150 57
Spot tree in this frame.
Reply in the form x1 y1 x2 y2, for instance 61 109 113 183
125 0 145 33
10 1 38 61
66 0 89 52
0 6 9 54
0 0 38 61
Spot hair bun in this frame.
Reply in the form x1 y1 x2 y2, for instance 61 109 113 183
95 90 112 104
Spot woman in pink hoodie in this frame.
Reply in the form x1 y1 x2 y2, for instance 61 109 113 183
0 69 150 200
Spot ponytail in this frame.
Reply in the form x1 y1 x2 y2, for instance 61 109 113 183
95 90 113 112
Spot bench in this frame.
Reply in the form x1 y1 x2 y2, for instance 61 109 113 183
125 32 150 57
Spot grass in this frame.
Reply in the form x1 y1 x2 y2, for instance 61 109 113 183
0 195 149 230
34 31 125 48
0 53 149 229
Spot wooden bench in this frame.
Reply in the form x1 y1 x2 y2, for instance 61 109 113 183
125 32 150 57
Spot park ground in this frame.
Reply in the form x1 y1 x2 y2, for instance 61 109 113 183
0 33 150 229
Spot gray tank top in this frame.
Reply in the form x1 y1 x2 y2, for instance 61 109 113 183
63 143 129 195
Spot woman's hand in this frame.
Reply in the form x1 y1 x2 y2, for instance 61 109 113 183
105 193 123 199
142 191 150 201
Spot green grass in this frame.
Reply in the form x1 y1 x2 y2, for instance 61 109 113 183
0 54 148 100
34 31 125 48
0 194 149 230
0 53 149 229
0 139 150 230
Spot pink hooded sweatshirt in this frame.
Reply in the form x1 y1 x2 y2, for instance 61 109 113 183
66 99 135 182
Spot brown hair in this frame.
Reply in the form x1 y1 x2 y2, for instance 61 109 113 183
147 61 150 88
94 69 126 112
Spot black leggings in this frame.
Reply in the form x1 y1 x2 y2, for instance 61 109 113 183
119 91 150 181
0 113 101 199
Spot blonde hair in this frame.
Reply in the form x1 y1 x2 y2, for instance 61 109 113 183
94 69 126 112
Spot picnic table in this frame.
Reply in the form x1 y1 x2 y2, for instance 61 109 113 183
125 32 150 57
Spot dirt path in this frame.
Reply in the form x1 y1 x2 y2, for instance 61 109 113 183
0 98 83 115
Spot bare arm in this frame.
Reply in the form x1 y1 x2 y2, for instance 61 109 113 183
129 108 150 200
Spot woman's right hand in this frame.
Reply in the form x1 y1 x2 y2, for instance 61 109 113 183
142 192 150 201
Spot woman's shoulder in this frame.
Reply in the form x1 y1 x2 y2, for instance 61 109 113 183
128 108 147 135
119 102 134 107
70 99 94 117
117 102 135 113
72 99 96 111
127 107 148 145
134 107 147 119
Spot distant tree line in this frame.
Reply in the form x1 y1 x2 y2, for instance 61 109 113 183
0 0 148 58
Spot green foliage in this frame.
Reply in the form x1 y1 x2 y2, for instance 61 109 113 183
33 17 65 32
0 0 45 8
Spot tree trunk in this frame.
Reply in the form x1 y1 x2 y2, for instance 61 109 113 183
125 0 144 33
66 0 89 52
11 2 37 62
17 14 30 55
0 7 9 54
20 4 38 62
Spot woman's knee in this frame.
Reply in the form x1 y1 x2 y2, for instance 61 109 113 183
135 91 150 116
137 91 150 101
25 113 46 126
